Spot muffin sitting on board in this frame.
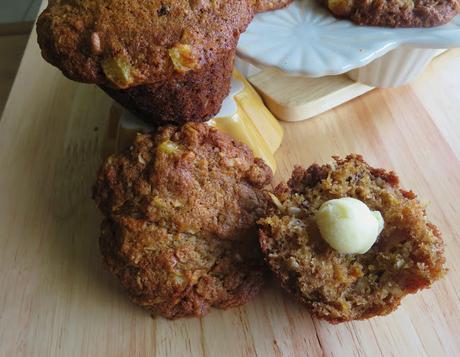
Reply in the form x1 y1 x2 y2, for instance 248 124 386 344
37 0 253 125
258 155 446 323
93 123 272 318
322 0 460 27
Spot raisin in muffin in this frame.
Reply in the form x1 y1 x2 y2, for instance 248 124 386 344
93 123 273 318
322 0 459 27
37 0 254 125
258 155 446 323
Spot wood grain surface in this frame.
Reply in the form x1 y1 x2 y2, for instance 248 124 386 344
1 13 460 357
0 34 28 115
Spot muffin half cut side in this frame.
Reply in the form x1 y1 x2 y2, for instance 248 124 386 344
258 154 446 323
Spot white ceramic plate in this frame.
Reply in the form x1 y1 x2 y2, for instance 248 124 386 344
237 0 460 77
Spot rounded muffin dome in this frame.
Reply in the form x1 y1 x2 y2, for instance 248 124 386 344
321 0 459 27
37 0 253 88
253 0 293 12
37 0 255 124
93 123 273 318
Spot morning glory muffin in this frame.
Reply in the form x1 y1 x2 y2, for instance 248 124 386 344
93 123 272 318
322 0 459 27
258 155 446 323
37 0 254 125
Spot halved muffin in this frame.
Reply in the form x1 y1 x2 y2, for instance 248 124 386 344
258 155 446 323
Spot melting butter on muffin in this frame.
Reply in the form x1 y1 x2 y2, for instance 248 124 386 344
316 197 384 254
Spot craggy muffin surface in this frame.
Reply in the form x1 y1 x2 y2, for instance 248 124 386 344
94 123 272 318
322 0 459 27
37 0 253 88
37 0 254 124
253 0 294 12
258 155 446 323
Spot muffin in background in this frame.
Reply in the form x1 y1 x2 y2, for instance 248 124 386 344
321 0 460 27
37 0 254 125
253 0 294 12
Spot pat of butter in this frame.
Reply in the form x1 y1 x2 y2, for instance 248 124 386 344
316 197 384 254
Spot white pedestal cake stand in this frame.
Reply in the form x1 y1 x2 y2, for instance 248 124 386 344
236 0 460 121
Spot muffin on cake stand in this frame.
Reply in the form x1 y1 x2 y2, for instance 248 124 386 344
236 0 460 121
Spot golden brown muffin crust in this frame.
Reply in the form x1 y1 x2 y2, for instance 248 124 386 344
259 155 446 323
253 0 294 12
100 48 236 125
322 0 459 27
94 123 273 318
37 0 253 88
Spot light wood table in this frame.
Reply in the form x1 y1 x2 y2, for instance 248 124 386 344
1 12 459 357
0 34 28 115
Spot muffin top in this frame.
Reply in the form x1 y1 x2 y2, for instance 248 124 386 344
322 0 459 27
93 123 272 318
37 0 253 88
253 0 294 12
94 123 272 237
258 155 446 323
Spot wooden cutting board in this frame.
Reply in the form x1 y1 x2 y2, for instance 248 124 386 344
1 8 460 356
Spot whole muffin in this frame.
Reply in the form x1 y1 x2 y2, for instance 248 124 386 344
37 0 254 125
258 155 446 323
93 123 273 318
322 0 460 27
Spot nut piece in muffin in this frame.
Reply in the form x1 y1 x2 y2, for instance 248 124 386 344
321 0 459 27
253 0 294 12
93 123 273 318
37 0 254 125
258 154 446 323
